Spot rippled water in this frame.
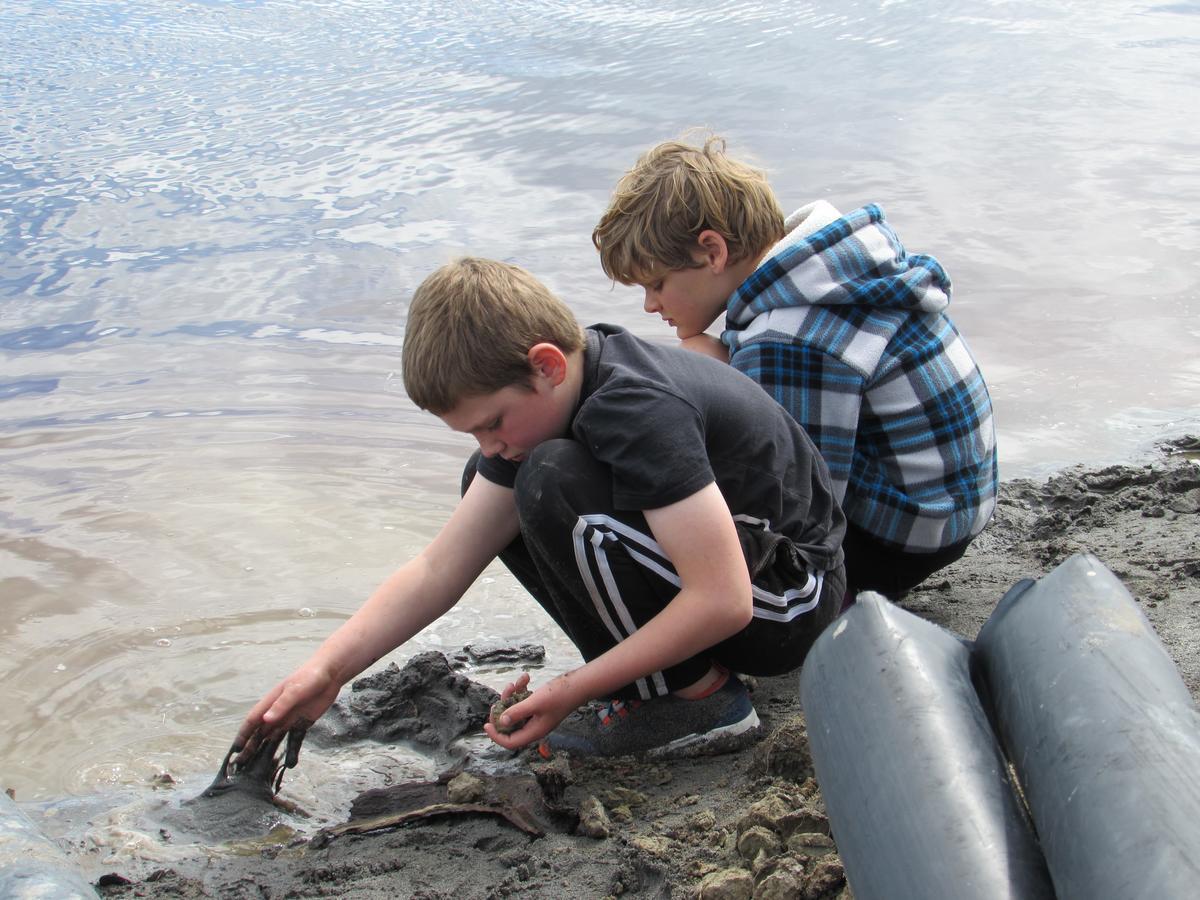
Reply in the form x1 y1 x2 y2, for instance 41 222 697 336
2 0 1198 824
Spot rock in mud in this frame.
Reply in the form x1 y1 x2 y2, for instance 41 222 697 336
753 858 807 900
576 795 611 839
749 716 814 782
801 856 846 898
446 772 485 804
696 867 754 900
452 642 546 667
530 754 573 805
737 825 781 861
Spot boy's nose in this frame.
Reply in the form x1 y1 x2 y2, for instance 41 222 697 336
643 288 659 313
478 435 505 458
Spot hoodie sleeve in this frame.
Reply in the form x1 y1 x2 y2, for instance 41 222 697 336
728 339 862 504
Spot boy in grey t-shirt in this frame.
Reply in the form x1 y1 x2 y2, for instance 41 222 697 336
235 259 844 762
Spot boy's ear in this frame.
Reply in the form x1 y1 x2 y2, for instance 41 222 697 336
527 342 569 386
696 230 731 273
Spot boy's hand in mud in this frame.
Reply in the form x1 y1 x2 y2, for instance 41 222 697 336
233 662 342 765
483 672 581 750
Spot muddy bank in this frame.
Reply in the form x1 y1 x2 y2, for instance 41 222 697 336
89 442 1200 899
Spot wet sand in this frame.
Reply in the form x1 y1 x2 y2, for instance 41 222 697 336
90 440 1200 899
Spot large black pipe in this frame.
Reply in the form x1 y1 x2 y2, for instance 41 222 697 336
800 593 1054 899
975 552 1200 898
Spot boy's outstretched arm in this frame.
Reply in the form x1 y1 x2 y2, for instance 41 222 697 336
235 473 520 757
487 481 753 747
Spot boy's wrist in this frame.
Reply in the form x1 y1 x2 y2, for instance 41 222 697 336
555 654 644 710
307 643 358 692
548 669 594 712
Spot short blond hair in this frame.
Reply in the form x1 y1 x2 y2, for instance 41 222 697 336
593 134 785 284
402 257 584 414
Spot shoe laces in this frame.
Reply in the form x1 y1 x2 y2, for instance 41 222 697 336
595 697 643 727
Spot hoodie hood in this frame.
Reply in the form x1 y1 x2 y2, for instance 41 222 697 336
724 202 951 331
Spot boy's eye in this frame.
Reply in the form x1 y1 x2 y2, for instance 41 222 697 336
489 418 502 431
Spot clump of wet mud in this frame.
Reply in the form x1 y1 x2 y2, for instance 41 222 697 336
311 650 500 750
159 722 311 842
489 689 532 735
94 445 1200 899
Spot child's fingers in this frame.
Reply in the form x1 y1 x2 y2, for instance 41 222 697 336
262 670 332 725
262 689 297 725
497 690 541 730
234 675 316 762
483 721 515 747
233 684 286 757
499 671 531 702
484 713 547 750
487 692 554 749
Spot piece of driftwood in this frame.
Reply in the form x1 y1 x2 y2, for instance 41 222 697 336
319 800 545 841
311 773 576 847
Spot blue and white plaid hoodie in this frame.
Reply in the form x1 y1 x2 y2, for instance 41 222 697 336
722 201 997 553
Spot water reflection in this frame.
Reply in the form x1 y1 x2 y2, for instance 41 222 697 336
0 378 59 400
0 321 118 350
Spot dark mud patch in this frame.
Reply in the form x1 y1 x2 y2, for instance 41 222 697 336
311 650 500 751
152 651 504 847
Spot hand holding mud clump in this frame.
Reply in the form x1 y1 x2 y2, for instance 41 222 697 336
490 689 532 735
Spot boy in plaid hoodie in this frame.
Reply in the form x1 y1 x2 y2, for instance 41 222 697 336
593 135 997 601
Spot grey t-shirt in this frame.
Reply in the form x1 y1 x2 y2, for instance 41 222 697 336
478 324 844 572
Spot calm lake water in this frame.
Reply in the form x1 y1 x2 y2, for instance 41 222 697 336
2 0 1198 823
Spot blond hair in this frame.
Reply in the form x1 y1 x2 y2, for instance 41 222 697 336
401 257 584 413
593 134 785 285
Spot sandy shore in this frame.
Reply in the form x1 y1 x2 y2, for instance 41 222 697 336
90 440 1200 899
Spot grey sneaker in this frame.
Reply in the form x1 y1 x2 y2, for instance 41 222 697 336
538 675 760 759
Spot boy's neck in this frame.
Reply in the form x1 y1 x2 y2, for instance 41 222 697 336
712 250 770 315
732 248 770 285
564 347 585 395
559 347 587 418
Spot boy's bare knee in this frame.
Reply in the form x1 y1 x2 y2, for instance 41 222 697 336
516 440 588 491
512 440 603 525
